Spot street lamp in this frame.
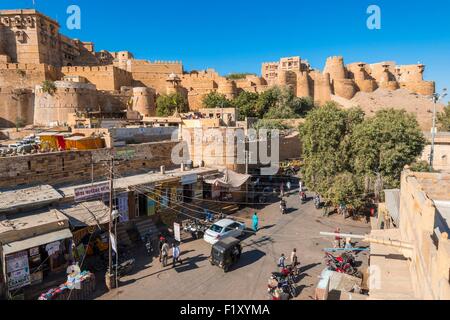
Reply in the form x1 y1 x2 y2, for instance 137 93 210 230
430 88 448 171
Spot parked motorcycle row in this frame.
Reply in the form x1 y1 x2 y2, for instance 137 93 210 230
183 219 209 239
267 265 301 300
324 252 363 278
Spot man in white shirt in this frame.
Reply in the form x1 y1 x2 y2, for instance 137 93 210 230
172 243 181 268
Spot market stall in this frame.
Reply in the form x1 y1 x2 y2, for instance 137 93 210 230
0 209 73 299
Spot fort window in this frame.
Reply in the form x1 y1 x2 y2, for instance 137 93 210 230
27 161 31 170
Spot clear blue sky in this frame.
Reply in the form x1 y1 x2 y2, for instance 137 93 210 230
2 0 449 101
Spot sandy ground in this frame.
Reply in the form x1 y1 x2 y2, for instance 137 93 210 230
332 88 445 131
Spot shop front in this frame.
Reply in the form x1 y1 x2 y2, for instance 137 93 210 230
181 173 199 203
204 169 250 202
0 210 73 299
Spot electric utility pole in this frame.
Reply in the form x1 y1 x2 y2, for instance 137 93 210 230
106 156 114 290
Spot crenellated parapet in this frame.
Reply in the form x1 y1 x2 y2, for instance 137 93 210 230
261 55 436 104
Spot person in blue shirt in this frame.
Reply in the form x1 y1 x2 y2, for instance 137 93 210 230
252 212 259 232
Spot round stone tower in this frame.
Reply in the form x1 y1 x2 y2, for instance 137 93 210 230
379 64 399 90
132 87 156 117
296 71 311 98
34 81 98 126
217 79 237 100
324 56 347 81
277 70 288 87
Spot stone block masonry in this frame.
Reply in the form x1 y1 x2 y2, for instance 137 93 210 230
0 141 178 189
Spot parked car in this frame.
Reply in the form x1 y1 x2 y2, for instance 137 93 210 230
203 219 245 245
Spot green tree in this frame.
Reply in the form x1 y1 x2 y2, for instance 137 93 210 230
156 93 188 117
299 103 364 199
325 172 364 210
226 73 256 80
201 91 232 109
262 87 315 119
252 119 292 131
232 91 260 120
410 160 431 173
437 103 450 131
351 109 426 188
41 80 56 95
15 117 26 132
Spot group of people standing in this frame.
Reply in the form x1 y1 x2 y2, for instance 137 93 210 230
158 235 182 268
278 249 299 270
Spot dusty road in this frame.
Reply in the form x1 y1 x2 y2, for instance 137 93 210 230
96 193 370 300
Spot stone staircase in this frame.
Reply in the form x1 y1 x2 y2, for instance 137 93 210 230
135 217 159 241
116 223 133 247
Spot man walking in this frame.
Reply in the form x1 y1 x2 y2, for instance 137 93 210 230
334 228 342 249
158 234 166 262
172 243 181 268
290 248 298 267
161 240 170 267
278 254 286 271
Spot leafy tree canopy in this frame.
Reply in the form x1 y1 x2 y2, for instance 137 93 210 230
226 73 256 80
201 91 233 109
300 105 425 208
156 93 189 117
351 108 426 188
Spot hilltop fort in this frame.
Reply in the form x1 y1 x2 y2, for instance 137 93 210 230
0 9 437 128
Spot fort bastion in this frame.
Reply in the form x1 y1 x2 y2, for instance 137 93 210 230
0 9 437 128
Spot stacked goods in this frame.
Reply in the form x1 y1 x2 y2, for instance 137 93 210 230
38 271 96 300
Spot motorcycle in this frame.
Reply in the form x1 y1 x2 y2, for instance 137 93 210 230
324 252 361 278
280 201 286 215
107 258 135 278
300 192 307 204
267 273 297 299
183 220 207 239
142 233 154 256
314 196 321 209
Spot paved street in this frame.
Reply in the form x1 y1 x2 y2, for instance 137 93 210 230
96 193 371 300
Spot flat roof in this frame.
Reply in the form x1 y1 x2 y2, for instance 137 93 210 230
0 185 63 213
434 200 450 236
368 229 416 300
0 207 69 245
411 172 450 201
57 167 217 199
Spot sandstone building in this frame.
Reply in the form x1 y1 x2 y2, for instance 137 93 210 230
0 9 437 128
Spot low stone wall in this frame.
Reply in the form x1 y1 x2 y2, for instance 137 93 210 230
0 141 178 188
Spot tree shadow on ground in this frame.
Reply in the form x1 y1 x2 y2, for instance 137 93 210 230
242 235 274 249
174 254 208 273
231 249 266 271
298 262 322 274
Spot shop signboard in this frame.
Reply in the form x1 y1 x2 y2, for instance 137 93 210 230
74 182 110 202
174 223 181 242
181 174 198 186
118 194 129 223
147 198 156 216
161 189 169 209
6 251 30 291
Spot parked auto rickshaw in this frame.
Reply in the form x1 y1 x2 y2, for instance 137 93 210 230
209 237 242 272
